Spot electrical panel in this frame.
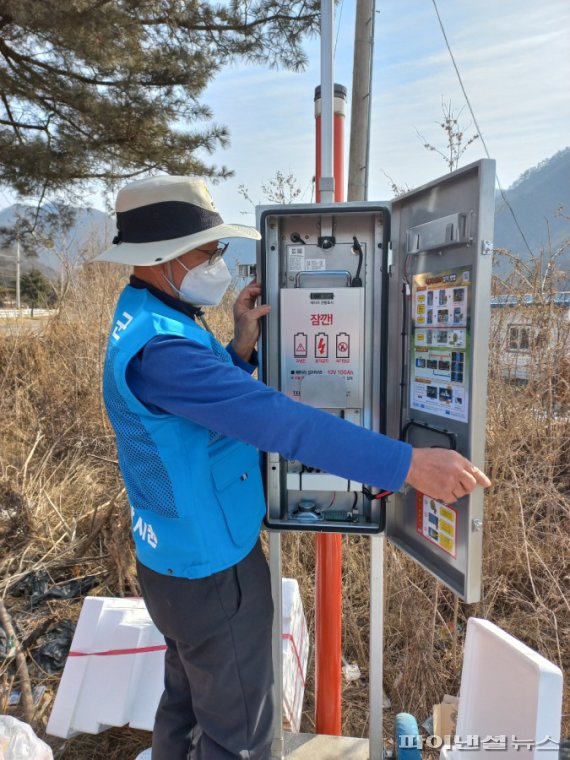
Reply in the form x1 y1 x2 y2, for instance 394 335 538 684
257 159 496 601
257 204 390 534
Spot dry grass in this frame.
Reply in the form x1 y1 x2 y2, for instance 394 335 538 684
0 260 568 758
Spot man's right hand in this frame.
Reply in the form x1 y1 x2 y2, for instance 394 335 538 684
405 448 491 504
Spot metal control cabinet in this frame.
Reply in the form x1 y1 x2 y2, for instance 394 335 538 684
257 159 496 601
257 203 391 534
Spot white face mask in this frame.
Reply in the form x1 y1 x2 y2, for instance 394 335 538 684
168 257 232 306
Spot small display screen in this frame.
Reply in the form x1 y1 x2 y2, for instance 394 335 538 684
310 292 334 300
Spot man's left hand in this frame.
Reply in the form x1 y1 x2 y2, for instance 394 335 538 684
232 280 271 363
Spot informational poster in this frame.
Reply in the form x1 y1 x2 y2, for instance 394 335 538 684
416 493 457 558
410 266 472 422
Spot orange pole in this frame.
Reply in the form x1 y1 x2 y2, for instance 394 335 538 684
314 83 346 736
314 85 346 204
333 106 345 202
315 532 343 734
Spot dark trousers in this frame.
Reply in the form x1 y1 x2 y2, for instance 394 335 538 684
137 540 275 760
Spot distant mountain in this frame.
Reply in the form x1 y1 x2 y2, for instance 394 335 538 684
0 202 256 281
1 150 567 286
212 151 570 274
494 148 570 269
0 204 113 285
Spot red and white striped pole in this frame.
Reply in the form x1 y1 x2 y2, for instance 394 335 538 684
314 84 347 203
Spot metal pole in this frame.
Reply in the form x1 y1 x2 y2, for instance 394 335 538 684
347 10 384 753
319 0 335 204
15 231 20 310
269 531 284 759
347 0 376 202
369 533 384 759
364 1 376 202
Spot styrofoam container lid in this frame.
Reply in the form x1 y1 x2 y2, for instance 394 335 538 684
453 618 562 755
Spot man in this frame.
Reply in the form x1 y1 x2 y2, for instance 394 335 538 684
98 175 490 760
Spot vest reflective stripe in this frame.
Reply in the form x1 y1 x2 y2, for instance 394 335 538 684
103 286 265 578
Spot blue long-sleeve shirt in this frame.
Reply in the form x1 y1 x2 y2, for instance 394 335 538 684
125 279 412 493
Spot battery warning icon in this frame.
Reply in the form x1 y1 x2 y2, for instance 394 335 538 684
336 332 350 358
315 332 329 358
294 332 308 358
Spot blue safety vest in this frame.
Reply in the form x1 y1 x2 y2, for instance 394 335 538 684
103 285 265 578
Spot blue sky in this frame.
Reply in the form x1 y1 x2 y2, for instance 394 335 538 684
0 0 567 224
198 0 569 224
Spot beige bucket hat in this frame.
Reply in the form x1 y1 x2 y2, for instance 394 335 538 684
96 175 260 266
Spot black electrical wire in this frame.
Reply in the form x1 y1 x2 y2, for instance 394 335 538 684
334 0 345 55
351 235 363 287
399 280 409 439
403 253 413 285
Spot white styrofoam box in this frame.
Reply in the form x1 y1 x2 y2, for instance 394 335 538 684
48 579 310 739
128 620 169 731
281 578 309 733
440 618 563 759
47 597 166 739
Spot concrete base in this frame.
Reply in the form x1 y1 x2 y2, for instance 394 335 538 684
136 733 371 760
282 732 370 759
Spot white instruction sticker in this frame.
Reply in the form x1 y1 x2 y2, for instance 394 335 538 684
288 246 305 272
305 258 326 271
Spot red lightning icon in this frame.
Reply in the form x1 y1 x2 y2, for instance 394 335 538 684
315 332 328 358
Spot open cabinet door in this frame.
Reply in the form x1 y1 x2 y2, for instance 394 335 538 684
386 159 496 602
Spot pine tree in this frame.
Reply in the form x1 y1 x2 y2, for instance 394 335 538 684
0 1 319 197
19 267 53 306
